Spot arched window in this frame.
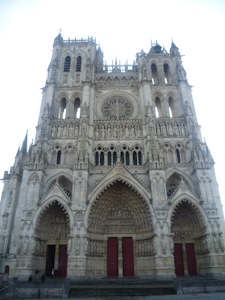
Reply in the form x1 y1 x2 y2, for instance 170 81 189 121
155 97 162 118
133 152 137 165
113 152 117 164
169 97 175 117
176 149 181 163
64 56 71 72
58 98 67 119
163 63 171 84
151 63 158 84
74 98 80 119
126 152 129 165
138 151 142 165
57 150 61 165
181 149 186 163
95 152 99 166
76 56 82 72
121 152 124 164
108 152 111 166
100 152 104 166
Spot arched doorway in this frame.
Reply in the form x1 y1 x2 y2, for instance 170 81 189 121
171 199 206 276
87 181 154 277
35 201 70 277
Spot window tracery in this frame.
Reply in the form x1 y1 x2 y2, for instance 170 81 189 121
102 97 133 121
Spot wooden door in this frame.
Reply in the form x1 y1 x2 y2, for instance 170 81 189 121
122 237 134 277
186 243 197 276
174 243 184 276
58 245 67 277
107 237 118 277
45 245 55 276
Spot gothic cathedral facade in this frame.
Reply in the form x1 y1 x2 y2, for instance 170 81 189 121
0 33 225 279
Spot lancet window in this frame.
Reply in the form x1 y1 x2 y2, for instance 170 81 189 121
151 63 158 84
74 97 81 119
95 146 104 166
155 97 162 118
76 56 82 72
163 63 171 84
64 56 71 72
58 98 67 119
107 145 117 166
168 97 175 117
133 145 142 165
121 145 129 165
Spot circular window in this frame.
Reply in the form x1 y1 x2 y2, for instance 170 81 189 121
101 97 133 120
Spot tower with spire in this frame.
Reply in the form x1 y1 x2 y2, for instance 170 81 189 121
0 34 224 281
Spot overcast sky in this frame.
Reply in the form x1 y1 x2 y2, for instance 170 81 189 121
0 0 225 216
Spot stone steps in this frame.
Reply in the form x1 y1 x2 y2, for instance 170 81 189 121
68 279 176 298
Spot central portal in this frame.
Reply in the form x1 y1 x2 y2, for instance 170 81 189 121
87 181 153 276
107 237 134 277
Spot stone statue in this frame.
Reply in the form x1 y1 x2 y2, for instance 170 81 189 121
95 126 99 139
76 235 80 255
125 125 129 138
75 124 79 137
161 237 166 255
137 125 141 138
101 126 105 140
174 124 179 136
161 123 167 137
130 125 135 138
107 126 111 138
156 123 161 136
51 126 56 137
7 189 13 208
84 238 88 255
68 238 72 253
17 236 22 254
168 124 173 135
31 239 36 254
23 236 29 254
213 234 218 252
170 236 174 254
219 233 225 252
180 123 185 136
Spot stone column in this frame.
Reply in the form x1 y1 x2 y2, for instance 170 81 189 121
118 237 123 278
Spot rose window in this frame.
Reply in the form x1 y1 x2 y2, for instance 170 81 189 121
102 97 133 120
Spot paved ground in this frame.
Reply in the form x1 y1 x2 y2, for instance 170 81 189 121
13 292 225 300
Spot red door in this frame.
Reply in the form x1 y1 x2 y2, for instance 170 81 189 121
174 244 184 276
107 238 118 277
58 245 67 277
122 237 134 277
186 243 197 276
45 245 55 276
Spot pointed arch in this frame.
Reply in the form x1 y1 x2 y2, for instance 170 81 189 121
166 169 195 191
168 196 208 230
86 164 153 226
32 198 73 234
42 172 73 196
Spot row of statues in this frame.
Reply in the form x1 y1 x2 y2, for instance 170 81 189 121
154 121 186 137
195 233 224 254
135 238 157 257
51 121 87 138
95 123 142 140
86 239 105 257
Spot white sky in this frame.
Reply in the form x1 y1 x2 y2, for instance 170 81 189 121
0 0 225 216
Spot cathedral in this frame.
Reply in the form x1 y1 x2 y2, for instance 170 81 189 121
0 33 225 280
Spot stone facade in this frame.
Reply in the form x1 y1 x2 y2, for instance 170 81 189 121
0 34 225 279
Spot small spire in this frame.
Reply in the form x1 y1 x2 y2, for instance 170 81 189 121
16 145 20 156
21 130 28 154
